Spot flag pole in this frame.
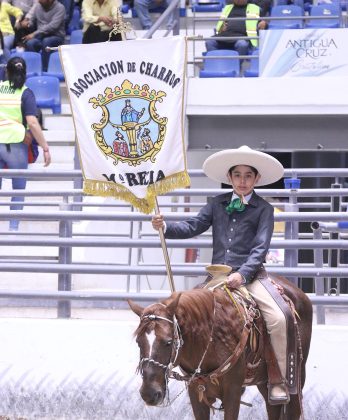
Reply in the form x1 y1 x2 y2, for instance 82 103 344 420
155 197 176 293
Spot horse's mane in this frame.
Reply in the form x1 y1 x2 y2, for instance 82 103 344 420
163 289 243 349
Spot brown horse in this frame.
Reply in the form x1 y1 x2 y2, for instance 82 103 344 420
129 275 312 420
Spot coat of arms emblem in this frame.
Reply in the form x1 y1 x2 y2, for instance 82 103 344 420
89 79 168 167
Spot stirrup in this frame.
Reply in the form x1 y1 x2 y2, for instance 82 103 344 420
268 382 290 406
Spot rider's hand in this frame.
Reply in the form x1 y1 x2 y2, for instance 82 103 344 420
226 272 244 289
152 214 164 231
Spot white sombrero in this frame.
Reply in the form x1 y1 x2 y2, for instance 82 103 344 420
202 145 284 186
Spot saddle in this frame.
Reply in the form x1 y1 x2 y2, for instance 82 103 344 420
204 265 302 397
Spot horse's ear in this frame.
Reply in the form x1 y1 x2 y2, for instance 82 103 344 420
127 299 144 317
166 292 181 317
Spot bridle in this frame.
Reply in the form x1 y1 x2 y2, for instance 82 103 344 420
136 305 185 407
135 292 260 410
137 307 184 378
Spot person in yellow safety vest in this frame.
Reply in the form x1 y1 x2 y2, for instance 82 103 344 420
205 0 268 59
0 56 51 231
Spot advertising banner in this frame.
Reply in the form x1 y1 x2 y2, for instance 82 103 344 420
260 28 348 77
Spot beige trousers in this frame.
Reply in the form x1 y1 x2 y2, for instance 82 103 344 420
245 279 287 379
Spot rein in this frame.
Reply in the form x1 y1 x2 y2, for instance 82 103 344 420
136 292 257 410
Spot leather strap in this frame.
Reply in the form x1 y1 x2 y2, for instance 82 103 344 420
257 271 299 394
263 329 283 385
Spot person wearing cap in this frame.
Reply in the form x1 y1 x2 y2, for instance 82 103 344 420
152 145 289 404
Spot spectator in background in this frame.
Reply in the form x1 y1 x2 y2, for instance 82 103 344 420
19 0 65 71
0 57 51 230
0 0 23 50
81 0 122 43
134 0 175 30
205 0 267 56
3 0 37 14
4 0 38 49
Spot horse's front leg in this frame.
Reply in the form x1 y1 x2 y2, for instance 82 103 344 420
222 363 245 420
188 385 210 420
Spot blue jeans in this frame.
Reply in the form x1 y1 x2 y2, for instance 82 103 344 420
0 50 9 81
205 39 250 56
25 35 65 71
134 0 174 29
3 34 15 50
0 142 28 229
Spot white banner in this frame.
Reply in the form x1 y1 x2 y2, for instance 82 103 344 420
60 37 189 213
260 28 348 77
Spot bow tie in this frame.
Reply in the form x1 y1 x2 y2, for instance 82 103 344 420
225 198 246 215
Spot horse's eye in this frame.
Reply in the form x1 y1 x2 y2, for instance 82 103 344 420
166 340 172 346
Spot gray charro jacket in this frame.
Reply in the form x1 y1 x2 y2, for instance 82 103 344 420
164 190 274 283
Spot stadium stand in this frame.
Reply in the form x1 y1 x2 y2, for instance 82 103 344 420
43 52 65 81
25 76 62 114
10 51 42 78
244 48 259 77
191 0 225 13
69 29 83 45
268 5 304 29
199 49 240 77
306 4 341 28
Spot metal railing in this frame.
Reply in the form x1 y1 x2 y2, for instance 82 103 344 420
0 168 347 322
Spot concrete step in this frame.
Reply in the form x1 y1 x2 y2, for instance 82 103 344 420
28 162 77 171
35 144 75 164
44 114 74 131
44 129 75 144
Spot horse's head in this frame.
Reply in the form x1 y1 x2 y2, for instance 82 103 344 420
128 293 182 406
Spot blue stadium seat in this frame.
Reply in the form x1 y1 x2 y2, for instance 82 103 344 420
244 49 259 77
318 0 346 12
306 4 340 27
199 50 240 78
67 6 82 34
69 29 83 44
180 7 186 16
25 76 61 114
10 51 42 78
192 0 224 12
269 5 304 29
43 52 64 81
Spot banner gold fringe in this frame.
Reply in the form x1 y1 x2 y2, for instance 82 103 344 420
83 171 191 214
